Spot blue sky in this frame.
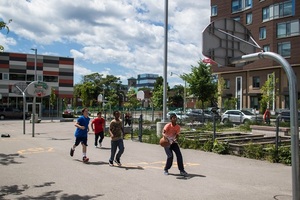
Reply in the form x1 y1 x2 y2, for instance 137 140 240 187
0 0 210 87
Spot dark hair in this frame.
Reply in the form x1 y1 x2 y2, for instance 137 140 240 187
81 107 88 114
113 110 120 116
97 112 101 115
169 113 176 119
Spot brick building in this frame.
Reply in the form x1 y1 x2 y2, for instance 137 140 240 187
0 52 74 117
210 0 300 112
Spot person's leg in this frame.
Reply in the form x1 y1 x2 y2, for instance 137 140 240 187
70 137 80 157
164 146 174 171
115 139 124 162
95 134 99 146
99 131 104 144
109 140 118 163
172 143 184 172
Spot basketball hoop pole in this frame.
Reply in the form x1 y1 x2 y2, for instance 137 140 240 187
31 48 37 137
231 51 300 200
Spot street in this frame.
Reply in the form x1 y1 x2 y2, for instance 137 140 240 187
0 119 292 200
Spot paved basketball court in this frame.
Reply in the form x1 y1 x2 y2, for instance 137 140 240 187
0 119 293 199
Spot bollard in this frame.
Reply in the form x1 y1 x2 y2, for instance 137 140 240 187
138 114 143 142
275 114 281 161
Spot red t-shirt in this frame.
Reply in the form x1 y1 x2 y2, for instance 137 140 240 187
91 117 105 134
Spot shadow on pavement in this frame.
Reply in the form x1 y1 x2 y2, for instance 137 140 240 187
168 173 206 180
0 153 24 166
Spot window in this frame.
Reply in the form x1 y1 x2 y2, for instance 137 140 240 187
44 76 58 82
246 13 252 24
9 74 26 81
232 16 241 22
277 20 300 38
211 5 217 16
224 79 230 89
37 75 43 82
278 42 291 57
232 0 252 13
3 73 9 80
263 45 270 52
259 27 266 39
262 1 293 22
253 76 260 88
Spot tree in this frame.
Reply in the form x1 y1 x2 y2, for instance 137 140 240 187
260 72 278 113
0 19 12 52
169 85 184 109
49 88 57 120
152 84 164 109
183 60 218 109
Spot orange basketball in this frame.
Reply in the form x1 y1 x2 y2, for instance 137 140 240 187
159 137 170 147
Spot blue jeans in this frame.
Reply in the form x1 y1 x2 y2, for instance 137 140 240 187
164 142 184 171
109 139 124 162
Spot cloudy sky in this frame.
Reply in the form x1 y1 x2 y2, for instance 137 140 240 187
0 0 211 87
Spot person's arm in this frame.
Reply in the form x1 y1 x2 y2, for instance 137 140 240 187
90 120 94 132
75 121 85 130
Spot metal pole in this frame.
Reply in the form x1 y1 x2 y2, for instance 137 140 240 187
31 48 37 137
16 86 26 135
162 0 168 122
231 51 299 200
184 81 186 114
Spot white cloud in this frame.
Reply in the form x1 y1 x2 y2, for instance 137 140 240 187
0 0 210 87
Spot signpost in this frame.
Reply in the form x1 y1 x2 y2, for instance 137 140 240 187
202 18 299 200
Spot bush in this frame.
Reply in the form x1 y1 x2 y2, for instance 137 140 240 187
243 142 264 159
202 139 213 152
212 140 229 154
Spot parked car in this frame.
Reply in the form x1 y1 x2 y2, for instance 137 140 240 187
167 111 189 121
186 109 219 122
0 107 30 120
62 109 74 118
277 110 300 122
221 110 263 124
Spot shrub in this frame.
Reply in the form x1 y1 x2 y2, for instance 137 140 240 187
243 142 264 159
202 139 213 152
212 140 229 154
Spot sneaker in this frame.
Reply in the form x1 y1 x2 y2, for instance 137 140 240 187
109 160 114 166
70 148 74 157
164 170 169 175
180 170 188 176
82 156 89 163
114 159 122 166
99 143 102 148
94 145 97 148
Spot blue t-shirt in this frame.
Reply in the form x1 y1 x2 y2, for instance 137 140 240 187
74 115 90 137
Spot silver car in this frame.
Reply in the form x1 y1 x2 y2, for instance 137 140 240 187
221 110 263 124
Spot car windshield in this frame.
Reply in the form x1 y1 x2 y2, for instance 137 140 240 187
241 110 254 115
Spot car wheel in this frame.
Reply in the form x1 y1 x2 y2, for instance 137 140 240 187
243 119 250 124
222 118 228 123
0 115 5 120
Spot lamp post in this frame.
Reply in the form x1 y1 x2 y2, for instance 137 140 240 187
30 48 37 137
170 72 186 114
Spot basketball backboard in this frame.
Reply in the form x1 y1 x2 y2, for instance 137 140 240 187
12 82 28 95
202 18 261 67
137 91 145 101
26 81 51 97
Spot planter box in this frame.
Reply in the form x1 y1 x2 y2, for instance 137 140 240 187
250 125 290 137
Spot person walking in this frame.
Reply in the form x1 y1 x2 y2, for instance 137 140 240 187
263 108 271 125
70 107 90 163
91 112 105 148
162 113 188 176
108 110 125 166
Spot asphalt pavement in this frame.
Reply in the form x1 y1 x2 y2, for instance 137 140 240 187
0 119 293 200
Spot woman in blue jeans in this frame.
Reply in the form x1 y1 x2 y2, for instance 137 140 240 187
108 110 125 166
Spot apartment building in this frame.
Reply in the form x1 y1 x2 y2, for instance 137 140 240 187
0 52 74 117
210 0 300 111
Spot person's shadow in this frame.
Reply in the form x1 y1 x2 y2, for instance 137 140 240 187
168 173 206 180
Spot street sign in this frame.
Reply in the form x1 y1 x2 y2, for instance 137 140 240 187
202 18 260 67
26 81 51 97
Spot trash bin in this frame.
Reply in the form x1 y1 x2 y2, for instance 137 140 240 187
30 114 39 123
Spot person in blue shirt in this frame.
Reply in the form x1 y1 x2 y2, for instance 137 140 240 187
70 107 90 163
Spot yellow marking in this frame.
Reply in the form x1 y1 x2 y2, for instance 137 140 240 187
17 147 54 155
124 161 200 170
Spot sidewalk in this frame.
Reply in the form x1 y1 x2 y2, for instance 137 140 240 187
0 120 293 200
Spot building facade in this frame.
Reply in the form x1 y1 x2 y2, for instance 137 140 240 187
0 52 74 117
136 73 159 89
210 0 300 112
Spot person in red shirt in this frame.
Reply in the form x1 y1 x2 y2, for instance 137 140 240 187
263 108 271 125
162 113 188 176
91 112 106 148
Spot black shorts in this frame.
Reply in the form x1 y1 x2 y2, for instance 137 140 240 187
74 137 88 146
